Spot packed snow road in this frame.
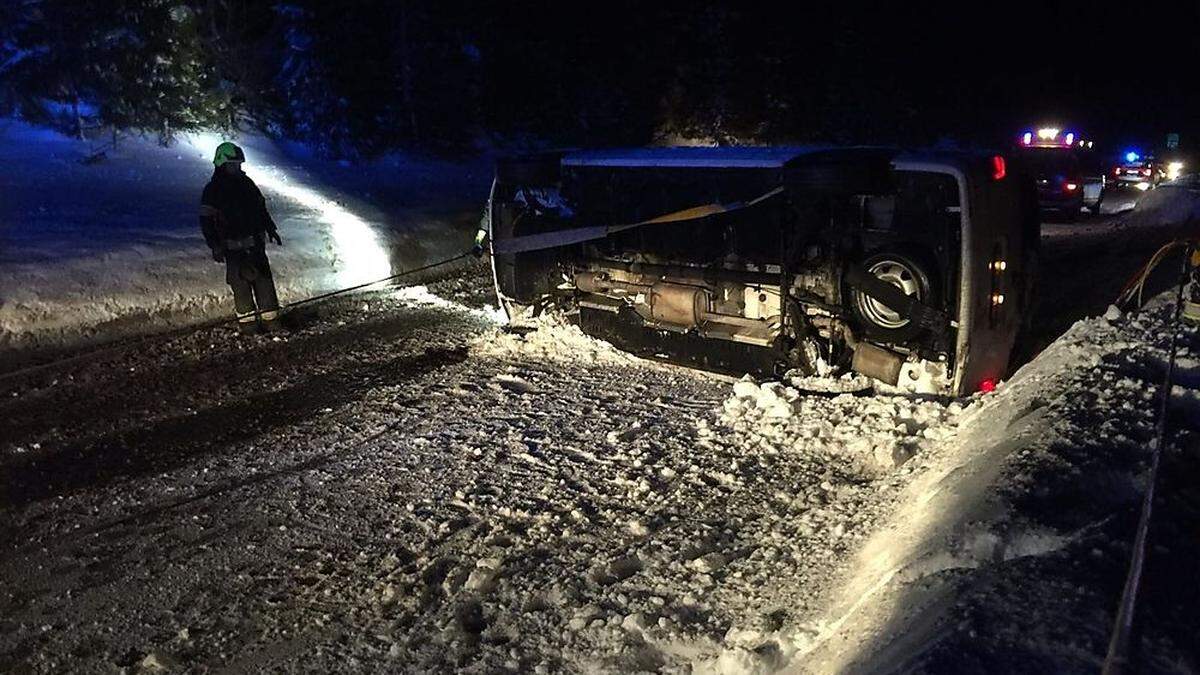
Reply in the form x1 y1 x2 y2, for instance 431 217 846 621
0 263 960 672
2 210 1198 673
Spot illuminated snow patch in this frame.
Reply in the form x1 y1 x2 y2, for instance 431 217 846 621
392 285 506 324
185 133 392 287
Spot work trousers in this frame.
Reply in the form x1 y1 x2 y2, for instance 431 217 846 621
226 247 280 324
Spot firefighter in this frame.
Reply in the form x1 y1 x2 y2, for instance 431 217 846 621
1185 247 1200 324
199 142 285 334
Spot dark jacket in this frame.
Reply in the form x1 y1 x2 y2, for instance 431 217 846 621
199 170 278 254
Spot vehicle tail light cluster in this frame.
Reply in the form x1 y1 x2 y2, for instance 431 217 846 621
1141 168 1152 176
1064 182 1079 192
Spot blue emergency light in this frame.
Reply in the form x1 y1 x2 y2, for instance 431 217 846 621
1125 151 1141 163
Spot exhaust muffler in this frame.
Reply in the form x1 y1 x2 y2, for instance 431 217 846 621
851 342 905 386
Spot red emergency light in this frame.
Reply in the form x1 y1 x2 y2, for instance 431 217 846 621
979 378 997 393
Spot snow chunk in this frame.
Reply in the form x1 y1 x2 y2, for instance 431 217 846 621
471 314 638 366
716 374 957 476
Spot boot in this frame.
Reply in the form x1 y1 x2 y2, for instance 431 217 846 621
238 320 262 336
1184 255 1200 325
261 309 285 333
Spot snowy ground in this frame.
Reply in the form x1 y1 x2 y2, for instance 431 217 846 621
0 121 489 357
1 255 1197 673
2 131 1199 672
0 264 957 672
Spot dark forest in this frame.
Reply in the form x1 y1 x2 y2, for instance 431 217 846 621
3 1 1198 156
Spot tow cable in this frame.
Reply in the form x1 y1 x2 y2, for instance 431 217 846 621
0 248 476 384
1102 240 1194 674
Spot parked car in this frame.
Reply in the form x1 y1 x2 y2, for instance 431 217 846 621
485 147 1039 396
1112 152 1165 190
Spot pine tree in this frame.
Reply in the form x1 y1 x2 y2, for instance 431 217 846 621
91 1 232 142
4 0 232 142
2 0 111 138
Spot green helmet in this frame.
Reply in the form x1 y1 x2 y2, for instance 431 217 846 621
213 142 245 167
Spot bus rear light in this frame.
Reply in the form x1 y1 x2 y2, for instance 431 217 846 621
991 155 1006 180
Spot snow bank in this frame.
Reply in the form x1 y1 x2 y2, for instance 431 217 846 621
1123 179 1200 227
700 298 1194 673
0 121 487 354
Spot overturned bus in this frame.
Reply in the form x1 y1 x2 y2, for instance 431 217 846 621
485 147 1038 396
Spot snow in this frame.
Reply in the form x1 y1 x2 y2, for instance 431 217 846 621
0 274 1196 670
740 296 1198 673
393 284 506 324
1124 178 1200 227
2 147 1198 670
471 313 641 366
717 376 960 477
0 121 489 353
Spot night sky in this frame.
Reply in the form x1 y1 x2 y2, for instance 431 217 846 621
485 1 1200 152
848 1 1200 149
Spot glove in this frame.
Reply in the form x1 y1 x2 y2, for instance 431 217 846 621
211 249 225 263
268 231 283 246
472 228 486 258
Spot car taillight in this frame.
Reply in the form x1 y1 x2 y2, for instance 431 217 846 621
991 155 1006 180
1064 182 1079 191
1142 168 1152 176
1114 167 1123 175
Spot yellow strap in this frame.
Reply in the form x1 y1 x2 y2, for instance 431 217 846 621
612 186 785 232
641 203 729 224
